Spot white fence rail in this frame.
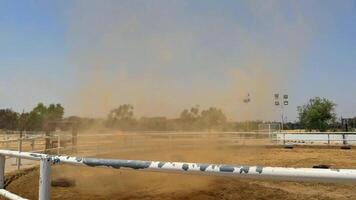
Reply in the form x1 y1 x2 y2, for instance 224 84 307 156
1 131 356 167
5 131 356 158
0 150 356 199
275 132 356 145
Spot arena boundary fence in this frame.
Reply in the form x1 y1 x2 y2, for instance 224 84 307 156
0 150 356 200
275 132 356 145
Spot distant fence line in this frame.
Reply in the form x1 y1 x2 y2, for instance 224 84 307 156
276 132 356 145
1 130 356 156
0 130 355 173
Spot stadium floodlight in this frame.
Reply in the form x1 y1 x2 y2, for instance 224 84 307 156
274 93 288 131
283 94 289 106
243 93 251 131
243 93 251 103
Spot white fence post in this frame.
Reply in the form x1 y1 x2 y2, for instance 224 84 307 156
343 133 347 145
17 139 22 170
0 155 5 189
39 158 51 200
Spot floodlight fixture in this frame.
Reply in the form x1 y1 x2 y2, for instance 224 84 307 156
273 93 289 131
243 93 251 103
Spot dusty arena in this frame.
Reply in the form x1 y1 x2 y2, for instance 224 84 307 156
1 131 356 200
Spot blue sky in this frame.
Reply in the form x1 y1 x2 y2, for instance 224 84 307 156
0 0 355 120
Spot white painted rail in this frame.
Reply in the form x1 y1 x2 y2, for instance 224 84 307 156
276 132 356 145
0 189 28 200
0 150 356 199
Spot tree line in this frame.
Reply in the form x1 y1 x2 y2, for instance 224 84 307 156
105 97 352 132
0 97 354 132
0 103 64 131
105 104 228 131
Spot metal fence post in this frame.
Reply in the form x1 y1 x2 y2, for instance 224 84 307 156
31 139 35 152
0 155 5 189
72 125 78 153
45 130 51 152
268 124 271 141
5 140 8 149
57 136 60 155
39 158 51 200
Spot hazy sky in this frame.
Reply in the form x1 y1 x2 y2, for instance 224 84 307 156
0 0 355 121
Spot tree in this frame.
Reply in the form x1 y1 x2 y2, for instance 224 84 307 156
298 97 336 132
0 109 19 130
138 117 169 131
178 106 227 130
47 104 64 121
179 105 202 130
106 104 136 129
24 103 65 131
200 107 227 130
26 103 46 130
180 105 200 122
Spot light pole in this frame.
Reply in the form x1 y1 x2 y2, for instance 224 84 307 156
243 93 251 131
274 93 288 131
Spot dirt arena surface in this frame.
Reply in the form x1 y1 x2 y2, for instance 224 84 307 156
2 140 356 200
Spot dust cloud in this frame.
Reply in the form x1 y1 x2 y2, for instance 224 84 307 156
56 2 317 193
63 1 315 121
54 129 271 198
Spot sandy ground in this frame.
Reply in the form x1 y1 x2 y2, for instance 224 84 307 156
1 132 356 200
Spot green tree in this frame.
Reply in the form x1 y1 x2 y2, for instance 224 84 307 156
24 103 65 131
47 104 64 121
298 97 336 132
0 109 19 130
25 103 47 130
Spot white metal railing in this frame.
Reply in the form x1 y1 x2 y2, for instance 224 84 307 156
1 131 356 199
0 150 356 200
275 132 356 145
278 132 356 134
0 135 65 171
0 189 27 200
